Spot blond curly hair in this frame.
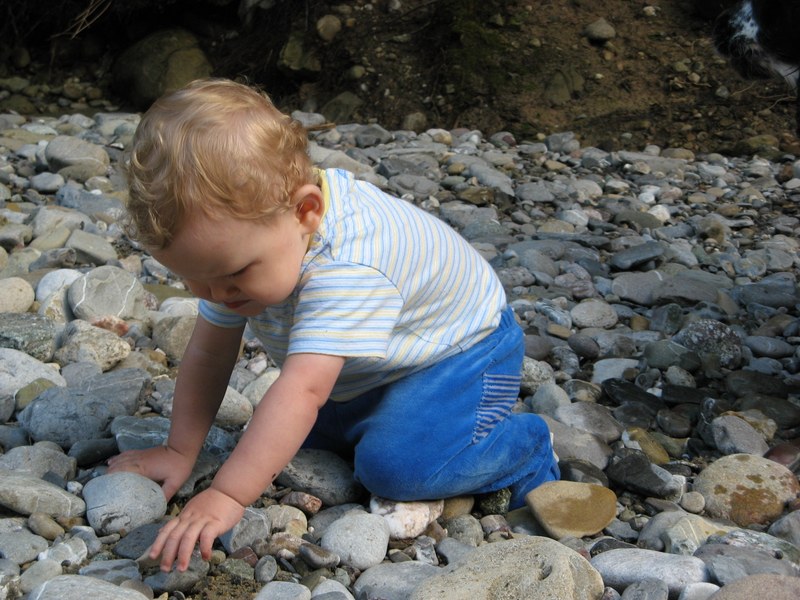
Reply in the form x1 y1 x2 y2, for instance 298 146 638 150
125 78 314 249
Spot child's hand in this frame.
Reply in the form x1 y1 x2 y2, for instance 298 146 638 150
107 446 194 500
148 487 245 572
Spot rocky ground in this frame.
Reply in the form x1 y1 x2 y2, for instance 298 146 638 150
1 74 800 598
0 1 800 599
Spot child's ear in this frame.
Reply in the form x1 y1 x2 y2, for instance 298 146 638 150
293 184 324 231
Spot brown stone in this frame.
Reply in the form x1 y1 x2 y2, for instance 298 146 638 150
708 573 800 600
526 480 617 539
693 454 800 527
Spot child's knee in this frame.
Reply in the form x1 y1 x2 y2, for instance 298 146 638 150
353 447 432 500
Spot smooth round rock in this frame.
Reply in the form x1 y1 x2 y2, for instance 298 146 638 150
320 512 390 571
526 481 617 539
28 574 150 599
0 277 35 313
692 454 800 526
83 472 167 535
571 299 618 329
591 548 710 596
411 536 604 600
706 573 800 599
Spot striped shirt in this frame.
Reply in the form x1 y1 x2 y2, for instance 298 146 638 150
200 167 506 401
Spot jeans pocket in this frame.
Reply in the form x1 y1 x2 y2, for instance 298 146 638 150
473 372 521 443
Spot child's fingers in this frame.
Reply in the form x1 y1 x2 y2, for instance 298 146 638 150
175 521 207 571
148 519 173 558
198 524 219 560
152 515 206 572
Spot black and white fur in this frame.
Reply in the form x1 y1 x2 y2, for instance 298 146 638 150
713 0 800 134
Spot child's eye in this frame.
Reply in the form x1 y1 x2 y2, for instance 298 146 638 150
228 266 248 278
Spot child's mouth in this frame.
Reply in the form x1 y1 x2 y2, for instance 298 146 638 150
224 300 249 309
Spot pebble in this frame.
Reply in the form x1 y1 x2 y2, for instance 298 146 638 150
319 512 390 571
0 95 799 599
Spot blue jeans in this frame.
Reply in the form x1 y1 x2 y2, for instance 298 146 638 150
304 307 559 509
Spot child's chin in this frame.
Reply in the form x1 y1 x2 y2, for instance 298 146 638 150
227 301 265 316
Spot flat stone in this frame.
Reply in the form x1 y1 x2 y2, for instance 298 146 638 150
28 574 149 599
411 536 604 600
526 481 617 539
591 548 710 596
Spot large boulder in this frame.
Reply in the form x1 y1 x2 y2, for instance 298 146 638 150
112 28 213 109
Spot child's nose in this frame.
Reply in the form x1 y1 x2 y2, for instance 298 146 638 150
208 281 238 302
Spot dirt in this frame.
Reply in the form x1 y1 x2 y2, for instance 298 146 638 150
250 0 800 156
7 1 799 157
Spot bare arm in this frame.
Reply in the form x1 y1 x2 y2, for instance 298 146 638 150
108 317 244 499
166 317 245 461
149 351 345 571
211 352 345 505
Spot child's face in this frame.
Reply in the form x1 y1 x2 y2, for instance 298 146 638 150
152 191 322 316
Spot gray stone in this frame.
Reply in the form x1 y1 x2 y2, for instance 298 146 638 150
29 575 150 599
768 511 800 548
554 402 624 444
411 536 604 600
441 514 483 547
612 271 666 306
320 512 389 571
19 558 62 594
44 135 109 181
0 443 77 480
83 472 167 535
711 415 769 456
151 315 196 363
610 241 665 270
65 228 117 265
55 185 126 221
254 581 312 600
38 536 88 566
30 205 90 239
18 386 127 449
354 561 440 600
112 522 161 559
277 449 363 506
0 469 85 518
705 573 800 599
673 319 742 370
0 528 49 564
67 265 148 321
693 543 800 584
219 507 271 554
52 319 131 371
743 335 795 358
143 553 209 593
591 548 710 596
75 368 150 416
620 578 669 600
542 415 613 470
78 559 141 585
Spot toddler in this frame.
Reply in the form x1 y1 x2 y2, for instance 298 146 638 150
108 78 558 572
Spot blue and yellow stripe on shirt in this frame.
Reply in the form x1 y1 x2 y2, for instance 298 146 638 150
200 167 506 401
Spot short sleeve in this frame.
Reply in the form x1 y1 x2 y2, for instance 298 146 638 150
199 299 248 328
288 262 404 358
